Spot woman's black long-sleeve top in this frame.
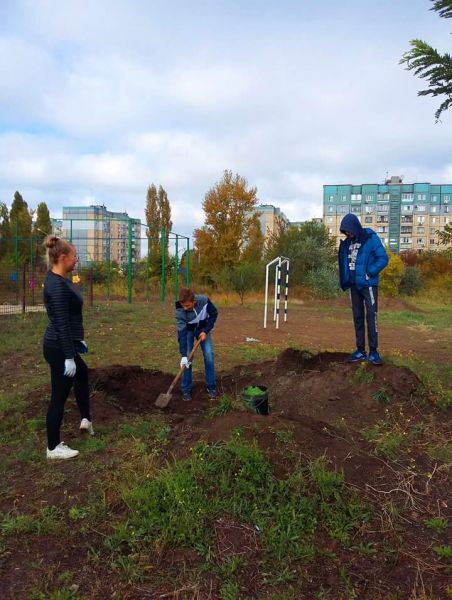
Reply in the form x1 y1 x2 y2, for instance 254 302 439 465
43 271 84 359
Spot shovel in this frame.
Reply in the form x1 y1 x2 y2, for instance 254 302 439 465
155 338 202 408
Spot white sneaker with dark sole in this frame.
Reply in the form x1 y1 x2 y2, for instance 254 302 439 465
80 418 95 435
46 442 79 460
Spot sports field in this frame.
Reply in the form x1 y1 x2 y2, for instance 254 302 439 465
0 298 451 599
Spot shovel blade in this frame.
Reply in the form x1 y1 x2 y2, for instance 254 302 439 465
155 392 172 408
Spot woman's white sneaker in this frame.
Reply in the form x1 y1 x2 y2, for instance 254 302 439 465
80 418 94 435
46 442 79 460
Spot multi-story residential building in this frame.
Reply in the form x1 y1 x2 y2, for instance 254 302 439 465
255 204 289 239
323 176 452 252
51 219 63 237
290 218 323 228
62 205 141 266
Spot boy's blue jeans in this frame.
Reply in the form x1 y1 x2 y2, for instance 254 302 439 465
181 331 216 395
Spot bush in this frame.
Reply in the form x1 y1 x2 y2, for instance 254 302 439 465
305 265 341 299
380 247 404 297
222 263 262 304
399 266 423 296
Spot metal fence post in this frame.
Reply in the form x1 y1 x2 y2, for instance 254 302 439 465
186 237 190 287
175 234 179 301
161 228 166 302
127 218 132 304
22 263 26 314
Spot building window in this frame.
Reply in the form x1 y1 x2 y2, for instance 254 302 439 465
417 227 425 234
338 205 349 214
444 206 450 213
401 226 412 233
365 216 372 223
417 216 425 225
341 195 347 201
365 195 373 202
351 194 362 201
329 195 335 201
382 238 388 244
417 238 425 245
431 217 437 224
401 237 412 244
417 194 426 201
364 205 375 213
402 205 413 212
402 193 414 200
328 228 333 234
415 205 426 211
351 206 361 214
328 206 335 213
430 239 436 245
444 196 450 203
432 195 437 202
430 206 438 213
378 204 389 212
327 217 333 223
445 217 450 224
377 226 387 233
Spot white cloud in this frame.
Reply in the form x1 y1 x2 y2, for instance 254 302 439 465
1 0 451 241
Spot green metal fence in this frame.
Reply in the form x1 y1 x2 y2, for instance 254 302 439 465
0 218 191 314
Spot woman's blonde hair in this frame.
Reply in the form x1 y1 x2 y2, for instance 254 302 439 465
44 235 74 267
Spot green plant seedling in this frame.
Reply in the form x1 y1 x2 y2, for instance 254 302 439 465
371 388 391 405
433 545 452 560
424 517 448 533
349 362 375 385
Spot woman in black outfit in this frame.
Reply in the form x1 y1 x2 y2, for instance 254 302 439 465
43 236 94 460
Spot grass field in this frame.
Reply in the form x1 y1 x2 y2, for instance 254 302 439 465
0 298 451 598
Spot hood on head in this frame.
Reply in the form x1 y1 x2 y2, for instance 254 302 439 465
340 213 364 242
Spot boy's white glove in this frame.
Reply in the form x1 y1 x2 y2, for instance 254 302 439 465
180 356 191 369
64 358 76 377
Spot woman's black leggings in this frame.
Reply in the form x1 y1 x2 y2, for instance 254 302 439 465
43 345 91 450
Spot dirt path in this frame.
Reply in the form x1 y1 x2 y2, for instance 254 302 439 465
213 300 452 367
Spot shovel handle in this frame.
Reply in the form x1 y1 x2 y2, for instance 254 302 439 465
166 337 203 396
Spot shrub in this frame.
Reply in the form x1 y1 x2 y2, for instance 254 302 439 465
305 265 341 299
221 263 262 304
399 266 423 296
380 247 404 297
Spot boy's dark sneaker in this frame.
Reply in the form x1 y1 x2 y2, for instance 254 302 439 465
207 388 218 399
348 350 367 362
182 393 192 402
368 350 383 365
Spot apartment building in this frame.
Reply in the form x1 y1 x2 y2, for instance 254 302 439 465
256 204 290 239
62 205 141 266
323 176 452 252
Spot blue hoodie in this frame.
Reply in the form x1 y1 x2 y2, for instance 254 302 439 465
338 214 388 290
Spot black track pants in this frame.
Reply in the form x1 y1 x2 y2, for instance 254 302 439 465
43 345 91 450
350 285 379 352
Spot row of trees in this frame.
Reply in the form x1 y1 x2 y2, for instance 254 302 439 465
0 192 52 265
188 170 338 301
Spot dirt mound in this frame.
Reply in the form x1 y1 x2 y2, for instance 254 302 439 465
86 350 422 428
79 350 424 482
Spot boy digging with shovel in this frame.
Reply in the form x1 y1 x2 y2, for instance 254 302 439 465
175 288 218 401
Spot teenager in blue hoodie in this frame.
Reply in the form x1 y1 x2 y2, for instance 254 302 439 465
338 213 388 364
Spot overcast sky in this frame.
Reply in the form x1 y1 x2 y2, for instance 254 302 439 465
0 0 451 238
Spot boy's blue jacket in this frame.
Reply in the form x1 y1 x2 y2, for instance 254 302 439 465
175 294 218 355
338 213 389 291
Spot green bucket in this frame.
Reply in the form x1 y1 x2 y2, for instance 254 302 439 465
242 385 269 415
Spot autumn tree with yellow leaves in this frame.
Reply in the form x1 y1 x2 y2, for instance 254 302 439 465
194 170 262 279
